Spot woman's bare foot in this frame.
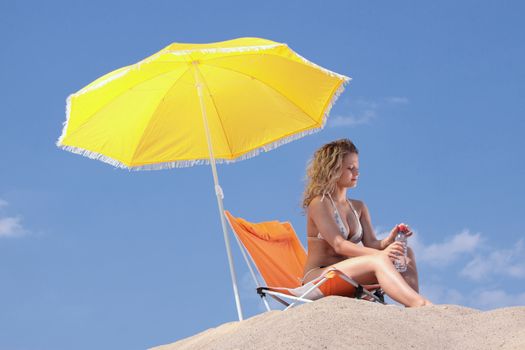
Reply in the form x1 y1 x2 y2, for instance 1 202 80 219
406 298 433 307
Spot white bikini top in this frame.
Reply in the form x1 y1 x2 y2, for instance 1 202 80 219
317 193 363 243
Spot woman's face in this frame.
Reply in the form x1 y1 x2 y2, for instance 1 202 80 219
337 152 359 188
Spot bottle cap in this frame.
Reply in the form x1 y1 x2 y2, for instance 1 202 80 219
398 224 408 232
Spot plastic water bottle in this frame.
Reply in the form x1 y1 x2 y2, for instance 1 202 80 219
394 229 408 272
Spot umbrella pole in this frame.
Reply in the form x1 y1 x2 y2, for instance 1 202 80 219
194 63 244 321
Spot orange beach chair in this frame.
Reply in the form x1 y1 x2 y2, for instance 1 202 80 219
225 211 385 310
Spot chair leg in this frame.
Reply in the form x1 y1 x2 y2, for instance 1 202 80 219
262 295 272 311
258 287 290 307
335 270 386 304
284 277 329 310
373 288 385 303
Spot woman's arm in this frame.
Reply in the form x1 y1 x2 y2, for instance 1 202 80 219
308 197 379 257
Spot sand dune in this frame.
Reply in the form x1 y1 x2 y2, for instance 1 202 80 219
151 297 525 350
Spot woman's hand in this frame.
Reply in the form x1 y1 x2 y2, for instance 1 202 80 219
386 223 414 243
381 241 406 262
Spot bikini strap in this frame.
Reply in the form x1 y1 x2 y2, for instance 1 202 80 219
326 193 337 208
346 198 358 215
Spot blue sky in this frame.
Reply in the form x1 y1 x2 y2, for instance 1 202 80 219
1 1 524 349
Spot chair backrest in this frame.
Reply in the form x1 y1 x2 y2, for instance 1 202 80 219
225 211 306 289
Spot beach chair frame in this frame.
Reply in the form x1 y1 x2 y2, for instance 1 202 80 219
225 211 385 311
255 269 385 310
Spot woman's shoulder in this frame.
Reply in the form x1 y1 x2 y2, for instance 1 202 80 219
308 195 324 207
307 195 331 211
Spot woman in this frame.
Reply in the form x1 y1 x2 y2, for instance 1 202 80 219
302 139 432 307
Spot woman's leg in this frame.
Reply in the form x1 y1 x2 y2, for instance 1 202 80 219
402 247 419 293
332 254 431 307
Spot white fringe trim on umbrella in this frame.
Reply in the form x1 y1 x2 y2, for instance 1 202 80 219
133 43 284 67
76 67 131 95
292 50 350 81
56 95 73 147
164 43 284 56
56 78 349 171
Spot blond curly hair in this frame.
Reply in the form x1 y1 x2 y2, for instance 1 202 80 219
302 139 359 208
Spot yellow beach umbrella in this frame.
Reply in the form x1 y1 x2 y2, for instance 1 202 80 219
57 37 349 320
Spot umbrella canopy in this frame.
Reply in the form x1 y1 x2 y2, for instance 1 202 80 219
57 37 350 321
58 37 349 169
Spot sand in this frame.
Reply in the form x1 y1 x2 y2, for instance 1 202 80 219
151 297 525 350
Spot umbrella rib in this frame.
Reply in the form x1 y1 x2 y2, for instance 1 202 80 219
128 66 193 164
65 64 190 141
202 62 319 126
196 68 235 158
203 50 348 80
